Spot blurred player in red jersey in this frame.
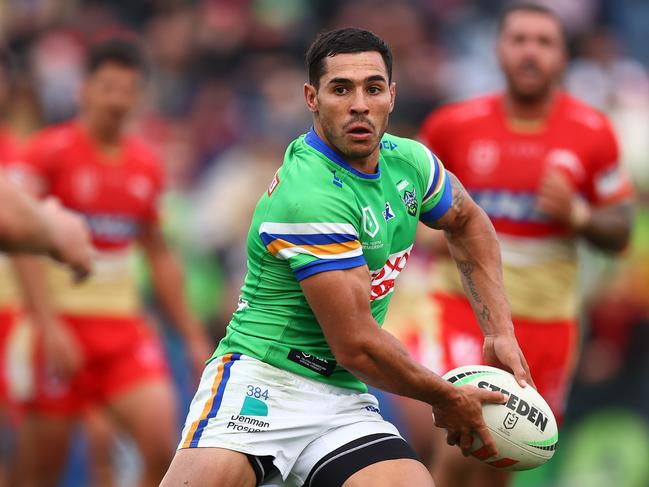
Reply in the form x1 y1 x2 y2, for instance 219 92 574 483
9 38 211 487
416 4 633 487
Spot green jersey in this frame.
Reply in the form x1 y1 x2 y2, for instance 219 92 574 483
214 128 452 391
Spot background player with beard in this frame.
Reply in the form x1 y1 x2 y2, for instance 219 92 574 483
416 5 633 487
9 38 211 487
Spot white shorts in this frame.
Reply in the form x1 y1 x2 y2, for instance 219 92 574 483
179 353 416 486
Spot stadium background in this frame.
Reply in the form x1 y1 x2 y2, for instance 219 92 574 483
1 0 648 486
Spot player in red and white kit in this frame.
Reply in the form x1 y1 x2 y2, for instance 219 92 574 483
9 39 210 487
417 5 633 487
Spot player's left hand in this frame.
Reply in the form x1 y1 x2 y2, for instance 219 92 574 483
535 169 575 226
483 332 535 389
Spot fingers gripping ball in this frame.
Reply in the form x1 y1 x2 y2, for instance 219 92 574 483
442 365 558 471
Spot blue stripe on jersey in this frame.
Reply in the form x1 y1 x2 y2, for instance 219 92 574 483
293 255 367 281
419 175 453 223
189 353 241 448
423 153 442 201
260 232 358 246
304 128 381 180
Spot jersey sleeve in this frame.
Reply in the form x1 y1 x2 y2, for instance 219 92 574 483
258 181 366 281
584 118 633 206
413 142 453 223
8 132 58 196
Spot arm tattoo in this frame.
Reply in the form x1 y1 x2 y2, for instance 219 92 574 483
458 260 492 326
449 173 465 212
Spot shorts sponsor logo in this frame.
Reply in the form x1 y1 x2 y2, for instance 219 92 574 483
365 405 381 414
227 414 270 433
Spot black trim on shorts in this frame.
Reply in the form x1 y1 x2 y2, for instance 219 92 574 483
303 433 419 487
246 454 277 486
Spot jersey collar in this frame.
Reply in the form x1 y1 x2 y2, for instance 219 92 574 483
304 127 381 180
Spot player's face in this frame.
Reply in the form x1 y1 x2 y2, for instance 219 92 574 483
304 51 395 162
497 12 565 101
82 62 142 131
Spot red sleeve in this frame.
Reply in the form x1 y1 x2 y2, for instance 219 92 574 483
417 107 455 172
584 118 633 206
8 131 58 196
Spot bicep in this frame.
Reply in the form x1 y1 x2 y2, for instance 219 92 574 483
424 171 480 235
299 265 374 356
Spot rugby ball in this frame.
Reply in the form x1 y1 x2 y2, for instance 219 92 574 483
442 365 558 471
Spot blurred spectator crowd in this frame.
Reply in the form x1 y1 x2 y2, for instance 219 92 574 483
1 1 649 485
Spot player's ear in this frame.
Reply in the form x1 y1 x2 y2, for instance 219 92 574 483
389 82 396 113
304 83 318 113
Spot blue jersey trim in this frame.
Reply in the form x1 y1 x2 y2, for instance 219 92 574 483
293 255 367 281
304 128 380 180
423 153 442 201
419 174 453 223
260 232 358 246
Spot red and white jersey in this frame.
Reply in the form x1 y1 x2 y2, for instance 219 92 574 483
418 92 632 321
0 128 23 309
11 121 164 316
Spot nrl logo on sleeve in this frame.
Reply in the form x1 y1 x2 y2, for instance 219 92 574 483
267 172 280 196
402 187 418 216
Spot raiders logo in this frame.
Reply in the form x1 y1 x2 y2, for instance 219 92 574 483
402 188 417 216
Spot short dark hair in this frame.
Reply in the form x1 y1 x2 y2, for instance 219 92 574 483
498 3 566 42
306 28 393 88
86 38 145 75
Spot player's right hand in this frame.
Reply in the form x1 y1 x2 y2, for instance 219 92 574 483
43 198 94 282
42 319 84 381
432 384 506 458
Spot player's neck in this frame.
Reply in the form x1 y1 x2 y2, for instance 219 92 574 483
503 89 558 125
79 116 123 155
313 125 379 175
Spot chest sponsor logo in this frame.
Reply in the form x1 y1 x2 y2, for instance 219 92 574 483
468 140 500 175
362 206 380 238
370 246 412 301
402 188 417 217
383 201 395 221
471 189 548 223
86 214 140 242
267 171 280 196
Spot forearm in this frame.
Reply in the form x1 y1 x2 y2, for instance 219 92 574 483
444 207 512 337
0 178 56 255
573 200 633 252
150 252 200 337
341 325 456 406
12 256 58 328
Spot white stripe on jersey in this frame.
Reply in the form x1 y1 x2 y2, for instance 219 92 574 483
259 222 358 237
423 148 446 205
275 246 364 261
